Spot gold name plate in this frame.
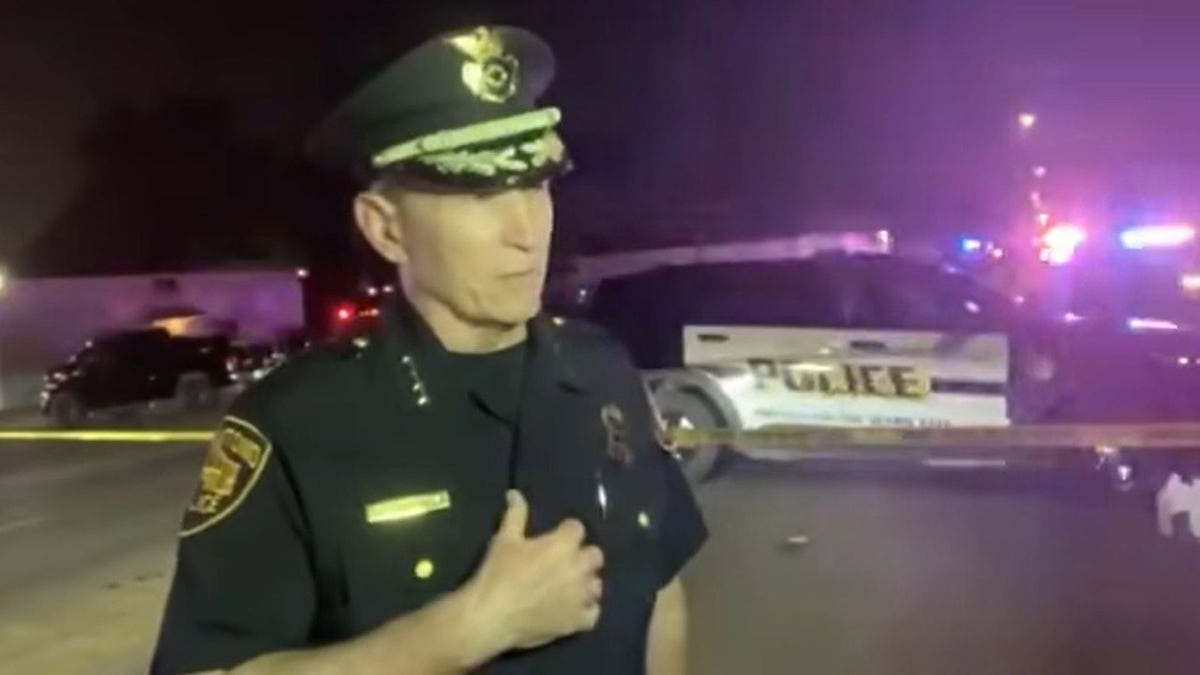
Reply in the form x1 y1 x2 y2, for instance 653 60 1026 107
365 490 452 524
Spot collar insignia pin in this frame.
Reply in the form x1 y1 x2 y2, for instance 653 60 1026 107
601 403 633 467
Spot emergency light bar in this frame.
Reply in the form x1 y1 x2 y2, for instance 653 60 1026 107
1127 317 1180 332
1120 224 1196 250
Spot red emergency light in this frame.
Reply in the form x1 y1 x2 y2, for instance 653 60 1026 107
1038 223 1086 265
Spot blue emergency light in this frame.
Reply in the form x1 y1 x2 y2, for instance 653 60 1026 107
1119 224 1196 250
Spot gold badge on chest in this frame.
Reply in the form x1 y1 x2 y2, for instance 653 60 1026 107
600 403 633 468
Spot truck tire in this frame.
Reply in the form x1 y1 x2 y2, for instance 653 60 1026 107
48 392 85 429
177 372 218 411
653 387 726 484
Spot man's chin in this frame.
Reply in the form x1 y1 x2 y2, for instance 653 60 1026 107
479 301 540 328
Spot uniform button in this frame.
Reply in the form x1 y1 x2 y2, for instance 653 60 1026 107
637 511 651 529
414 558 435 580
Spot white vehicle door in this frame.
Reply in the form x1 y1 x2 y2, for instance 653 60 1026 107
842 258 1011 427
676 259 877 429
684 327 1008 429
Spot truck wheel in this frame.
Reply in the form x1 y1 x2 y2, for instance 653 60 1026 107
48 393 85 429
654 387 726 484
177 373 218 411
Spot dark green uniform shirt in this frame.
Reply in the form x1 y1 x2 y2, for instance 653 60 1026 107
151 297 707 674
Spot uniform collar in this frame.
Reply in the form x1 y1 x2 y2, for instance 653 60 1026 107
377 293 588 408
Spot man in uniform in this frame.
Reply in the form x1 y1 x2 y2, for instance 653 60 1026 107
151 25 708 675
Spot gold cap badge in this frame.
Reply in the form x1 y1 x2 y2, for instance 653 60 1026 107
446 27 520 103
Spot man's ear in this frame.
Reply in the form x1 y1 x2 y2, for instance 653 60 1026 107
353 191 409 265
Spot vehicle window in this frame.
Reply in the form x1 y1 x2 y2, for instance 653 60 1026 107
1055 264 1198 326
74 347 107 367
682 262 849 328
108 342 142 363
849 260 1009 332
588 262 853 369
589 272 676 368
284 336 311 354
96 331 164 362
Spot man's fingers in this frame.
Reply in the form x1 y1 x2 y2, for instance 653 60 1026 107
552 518 586 546
587 576 604 603
581 545 605 572
497 490 529 540
579 604 602 632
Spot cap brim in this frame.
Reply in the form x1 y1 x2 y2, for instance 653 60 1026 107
371 107 561 169
381 127 572 193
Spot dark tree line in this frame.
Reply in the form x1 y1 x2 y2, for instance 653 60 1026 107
19 97 358 279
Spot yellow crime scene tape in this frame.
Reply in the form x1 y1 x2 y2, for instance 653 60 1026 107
0 429 212 443
5 423 1200 451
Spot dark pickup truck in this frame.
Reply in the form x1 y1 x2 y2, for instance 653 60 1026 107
40 328 234 427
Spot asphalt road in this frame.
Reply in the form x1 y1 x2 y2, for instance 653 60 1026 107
2 423 1200 674
688 460 1200 675
0 406 226 674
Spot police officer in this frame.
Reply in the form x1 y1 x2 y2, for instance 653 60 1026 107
151 25 708 675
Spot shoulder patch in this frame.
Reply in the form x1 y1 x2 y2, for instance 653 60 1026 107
180 416 273 537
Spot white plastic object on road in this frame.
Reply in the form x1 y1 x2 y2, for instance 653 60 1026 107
1156 473 1200 539
782 535 810 549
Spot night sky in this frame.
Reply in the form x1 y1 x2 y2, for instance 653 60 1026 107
3 0 1200 274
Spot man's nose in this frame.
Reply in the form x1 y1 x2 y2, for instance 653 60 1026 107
499 190 545 250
